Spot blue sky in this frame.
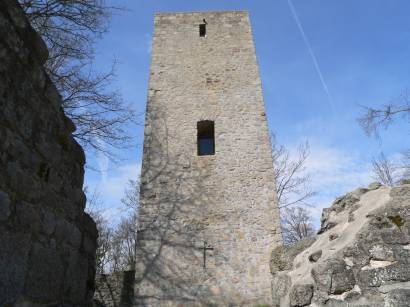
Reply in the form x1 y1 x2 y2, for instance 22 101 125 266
85 0 410 225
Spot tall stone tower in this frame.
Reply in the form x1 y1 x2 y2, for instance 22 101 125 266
136 11 282 306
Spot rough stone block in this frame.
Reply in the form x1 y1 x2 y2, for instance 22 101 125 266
25 243 64 301
385 289 410 307
289 284 313 307
271 273 291 307
312 259 355 296
0 190 11 221
0 232 31 306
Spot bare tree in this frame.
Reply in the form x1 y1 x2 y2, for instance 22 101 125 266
281 206 315 245
93 212 113 274
109 233 124 272
271 133 316 208
358 93 410 138
121 179 140 213
85 188 113 274
371 152 399 187
112 214 138 271
84 180 140 273
358 93 410 183
108 179 140 271
19 0 138 159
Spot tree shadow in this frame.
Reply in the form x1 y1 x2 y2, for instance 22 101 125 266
134 106 225 306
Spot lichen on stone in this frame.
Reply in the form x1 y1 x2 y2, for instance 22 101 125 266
388 215 405 228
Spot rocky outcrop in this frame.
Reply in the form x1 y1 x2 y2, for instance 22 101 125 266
0 0 97 305
271 182 410 306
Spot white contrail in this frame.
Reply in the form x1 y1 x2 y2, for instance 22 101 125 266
286 0 335 112
96 137 109 182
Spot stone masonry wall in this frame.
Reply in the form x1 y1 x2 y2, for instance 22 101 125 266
0 1 97 305
136 11 282 306
94 271 135 307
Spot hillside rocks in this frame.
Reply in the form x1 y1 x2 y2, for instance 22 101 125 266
0 0 97 305
271 182 410 306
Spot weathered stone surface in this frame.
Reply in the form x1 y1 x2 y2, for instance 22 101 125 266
271 237 316 272
319 192 361 234
0 190 11 221
136 11 281 306
55 219 82 248
289 284 313 307
271 274 291 307
0 232 31 306
308 250 322 263
94 271 136 307
329 233 339 241
312 259 355 295
369 244 395 261
385 289 410 307
368 182 382 190
270 183 410 306
25 243 64 301
63 249 92 304
41 209 56 235
0 1 97 305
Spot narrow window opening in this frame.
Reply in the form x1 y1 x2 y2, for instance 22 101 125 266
199 19 207 37
197 120 214 156
199 24 206 37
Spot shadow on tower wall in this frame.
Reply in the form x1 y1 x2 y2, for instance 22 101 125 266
134 104 226 306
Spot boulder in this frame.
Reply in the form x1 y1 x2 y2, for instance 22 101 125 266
311 258 355 295
385 289 410 307
270 237 316 273
289 284 313 306
308 250 322 263
271 182 410 306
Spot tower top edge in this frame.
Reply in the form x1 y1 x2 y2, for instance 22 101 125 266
155 10 249 17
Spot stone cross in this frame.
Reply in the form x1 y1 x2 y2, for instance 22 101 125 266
200 241 213 269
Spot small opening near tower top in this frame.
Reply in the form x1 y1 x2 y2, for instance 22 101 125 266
197 121 214 156
199 23 206 37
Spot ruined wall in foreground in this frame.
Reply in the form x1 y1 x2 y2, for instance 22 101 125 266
0 1 97 305
136 11 282 306
94 271 135 307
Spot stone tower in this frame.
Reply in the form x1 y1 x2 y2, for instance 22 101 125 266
136 11 282 306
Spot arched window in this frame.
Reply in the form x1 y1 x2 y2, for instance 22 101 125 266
197 120 215 156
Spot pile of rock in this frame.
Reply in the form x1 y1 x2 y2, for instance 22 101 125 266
271 182 410 306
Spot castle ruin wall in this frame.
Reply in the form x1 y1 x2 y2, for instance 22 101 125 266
0 1 97 305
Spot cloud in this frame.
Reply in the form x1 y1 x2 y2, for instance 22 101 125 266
307 147 372 192
96 139 109 182
283 143 407 228
86 162 141 225
303 145 373 225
